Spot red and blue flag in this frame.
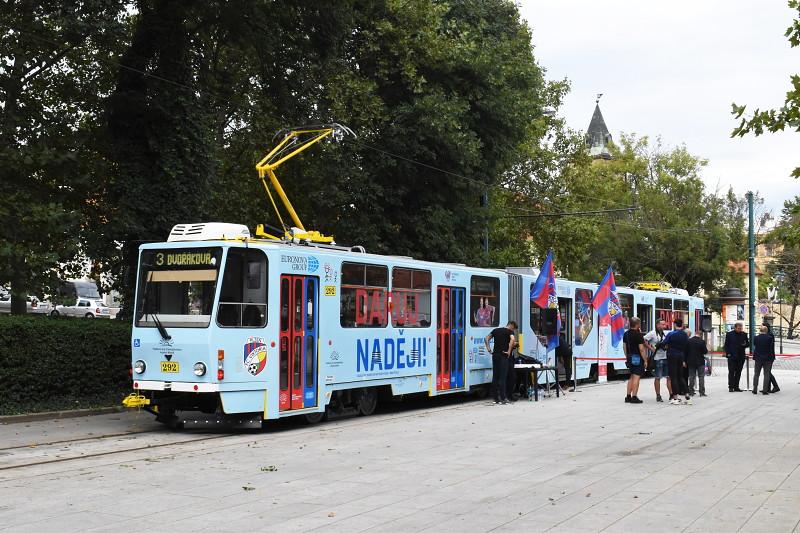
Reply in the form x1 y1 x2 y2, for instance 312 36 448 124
530 251 561 352
591 266 625 348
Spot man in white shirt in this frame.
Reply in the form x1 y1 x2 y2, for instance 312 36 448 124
644 319 671 402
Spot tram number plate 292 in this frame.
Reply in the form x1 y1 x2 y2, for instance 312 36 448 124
160 361 180 373
324 285 336 296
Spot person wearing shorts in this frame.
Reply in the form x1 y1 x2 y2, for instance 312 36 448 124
644 319 671 402
623 317 646 404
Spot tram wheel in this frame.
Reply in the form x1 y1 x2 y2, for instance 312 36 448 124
356 388 378 416
304 411 326 424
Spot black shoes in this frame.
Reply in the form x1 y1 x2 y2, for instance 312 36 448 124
630 396 643 404
752 390 758 395
625 395 631 403
761 391 770 395
656 395 663 402
771 387 780 393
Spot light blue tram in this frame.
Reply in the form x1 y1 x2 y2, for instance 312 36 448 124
129 223 509 425
127 223 704 425
509 268 705 381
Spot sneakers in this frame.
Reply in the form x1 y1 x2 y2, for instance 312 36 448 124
669 398 681 405
656 395 663 402
630 396 643 404
501 400 510 405
684 397 693 405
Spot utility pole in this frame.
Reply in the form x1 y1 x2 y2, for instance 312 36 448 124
747 191 756 391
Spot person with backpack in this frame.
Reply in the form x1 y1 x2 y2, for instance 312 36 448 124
623 317 646 404
644 319 670 402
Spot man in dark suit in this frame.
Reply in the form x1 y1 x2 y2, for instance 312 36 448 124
753 324 776 395
724 322 749 392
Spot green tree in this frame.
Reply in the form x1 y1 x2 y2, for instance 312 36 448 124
732 0 800 178
0 0 125 313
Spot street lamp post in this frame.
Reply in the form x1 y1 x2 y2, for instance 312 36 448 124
776 271 786 354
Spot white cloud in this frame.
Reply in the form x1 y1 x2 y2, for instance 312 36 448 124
520 0 799 215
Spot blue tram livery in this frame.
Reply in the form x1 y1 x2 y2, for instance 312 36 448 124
125 222 704 426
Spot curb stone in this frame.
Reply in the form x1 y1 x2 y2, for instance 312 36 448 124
0 406 124 424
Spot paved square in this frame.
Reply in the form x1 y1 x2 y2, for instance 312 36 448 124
2 370 800 532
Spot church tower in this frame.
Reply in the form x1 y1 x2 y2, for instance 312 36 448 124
585 95 612 160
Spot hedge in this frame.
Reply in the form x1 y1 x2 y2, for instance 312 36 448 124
0 315 132 415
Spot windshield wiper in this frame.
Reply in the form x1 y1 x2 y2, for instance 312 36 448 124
139 266 171 341
151 312 171 341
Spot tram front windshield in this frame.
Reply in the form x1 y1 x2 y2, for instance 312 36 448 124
136 248 222 328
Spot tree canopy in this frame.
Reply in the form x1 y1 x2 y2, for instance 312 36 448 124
1 0 752 314
732 0 800 178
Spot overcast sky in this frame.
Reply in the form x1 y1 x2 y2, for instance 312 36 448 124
520 0 799 217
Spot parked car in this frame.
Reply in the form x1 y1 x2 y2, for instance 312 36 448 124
0 293 52 315
52 298 110 318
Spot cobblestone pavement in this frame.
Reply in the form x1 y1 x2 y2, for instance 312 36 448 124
2 371 800 533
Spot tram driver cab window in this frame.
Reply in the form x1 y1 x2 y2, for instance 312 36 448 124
217 249 268 328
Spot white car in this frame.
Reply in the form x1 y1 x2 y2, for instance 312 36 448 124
0 294 52 315
53 298 111 318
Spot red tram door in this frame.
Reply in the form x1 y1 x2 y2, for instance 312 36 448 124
279 275 319 411
437 287 465 391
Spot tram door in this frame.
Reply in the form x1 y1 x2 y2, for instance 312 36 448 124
279 275 319 411
637 304 653 335
437 287 465 391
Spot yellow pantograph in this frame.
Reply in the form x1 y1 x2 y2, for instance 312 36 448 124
254 124 354 244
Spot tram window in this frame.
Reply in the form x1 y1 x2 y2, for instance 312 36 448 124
470 276 500 327
656 297 673 324
280 278 290 332
618 293 633 330
340 262 388 328
574 288 594 347
217 249 268 328
529 293 543 335
674 299 689 326
391 268 431 327
135 247 222 328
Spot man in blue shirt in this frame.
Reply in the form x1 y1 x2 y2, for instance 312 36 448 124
664 318 690 405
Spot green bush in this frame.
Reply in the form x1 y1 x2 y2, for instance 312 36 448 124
0 315 131 415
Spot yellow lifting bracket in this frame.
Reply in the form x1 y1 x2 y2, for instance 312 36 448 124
255 123 354 244
122 392 151 409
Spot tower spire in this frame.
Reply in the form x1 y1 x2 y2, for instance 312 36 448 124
586 96 612 160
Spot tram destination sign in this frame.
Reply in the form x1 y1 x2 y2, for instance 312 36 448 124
146 247 222 270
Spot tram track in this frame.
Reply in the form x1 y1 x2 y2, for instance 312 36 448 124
0 393 486 474
0 431 231 472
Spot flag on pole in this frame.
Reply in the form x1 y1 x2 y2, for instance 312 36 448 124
530 251 561 352
591 265 625 348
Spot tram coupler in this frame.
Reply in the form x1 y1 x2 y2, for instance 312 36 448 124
122 393 151 409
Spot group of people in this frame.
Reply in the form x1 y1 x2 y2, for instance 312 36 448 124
724 322 780 395
484 316 782 407
623 317 708 404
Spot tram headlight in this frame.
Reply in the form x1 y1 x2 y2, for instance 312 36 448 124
133 360 146 374
193 362 207 377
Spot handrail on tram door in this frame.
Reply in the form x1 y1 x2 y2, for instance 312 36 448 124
254 123 355 245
